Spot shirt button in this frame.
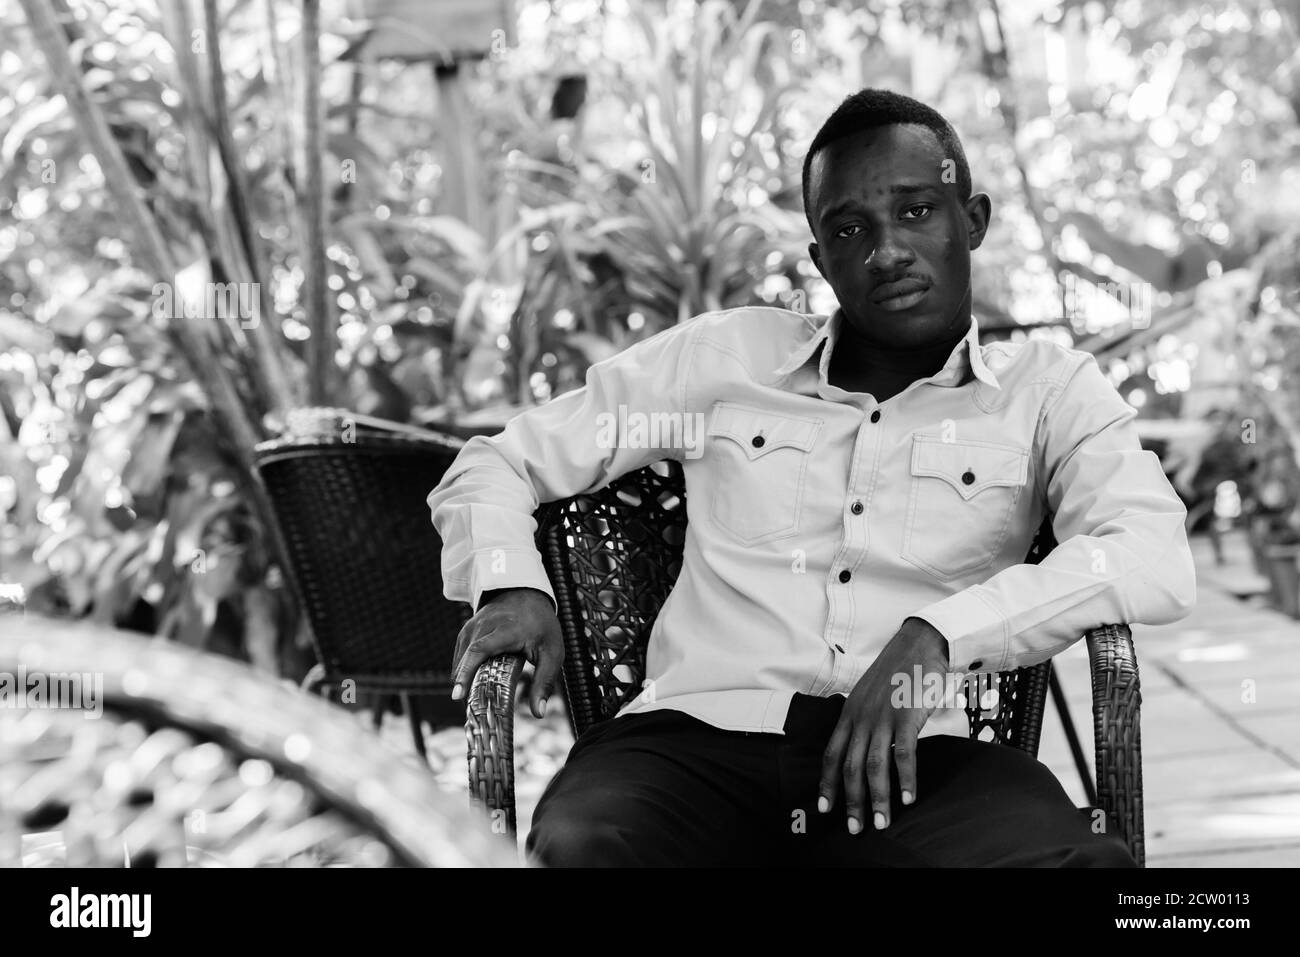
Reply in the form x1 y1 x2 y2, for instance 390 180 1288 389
961 470 975 485
970 659 984 670
850 500 864 515
838 569 851 583
870 410 881 423
834 644 846 654
752 435 765 448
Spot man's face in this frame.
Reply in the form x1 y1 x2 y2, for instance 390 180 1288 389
807 123 991 349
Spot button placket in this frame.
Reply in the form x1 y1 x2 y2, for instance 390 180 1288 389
828 407 881 671
825 564 855 673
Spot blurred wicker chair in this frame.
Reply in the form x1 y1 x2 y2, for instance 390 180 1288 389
0 617 518 867
254 409 473 761
466 459 1145 865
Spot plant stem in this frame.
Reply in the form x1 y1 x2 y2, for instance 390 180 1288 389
202 0 297 417
301 0 332 405
297 0 330 408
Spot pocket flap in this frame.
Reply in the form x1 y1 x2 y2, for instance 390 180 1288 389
707 401 821 460
910 436 1028 501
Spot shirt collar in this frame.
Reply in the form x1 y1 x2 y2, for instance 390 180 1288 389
772 308 1001 390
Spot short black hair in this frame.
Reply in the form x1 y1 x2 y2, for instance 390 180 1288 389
801 88 971 235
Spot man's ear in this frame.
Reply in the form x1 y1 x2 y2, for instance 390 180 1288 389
964 192 992 251
808 241 825 279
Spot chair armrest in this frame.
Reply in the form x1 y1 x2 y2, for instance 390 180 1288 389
1085 623 1145 866
259 407 466 451
465 652 527 839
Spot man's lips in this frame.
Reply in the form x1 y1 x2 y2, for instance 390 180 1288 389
870 278 931 304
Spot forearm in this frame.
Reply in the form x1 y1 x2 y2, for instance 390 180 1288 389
901 616 950 668
912 351 1197 674
913 501 1195 673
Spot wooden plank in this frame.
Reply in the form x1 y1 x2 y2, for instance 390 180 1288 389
1150 843 1300 867
1145 791 1300 857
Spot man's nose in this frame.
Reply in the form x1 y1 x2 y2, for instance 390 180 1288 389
865 229 915 271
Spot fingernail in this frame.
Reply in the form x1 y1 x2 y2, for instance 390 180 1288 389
817 796 829 814
902 790 914 805
451 683 463 701
874 812 887 830
538 697 548 716
847 817 861 835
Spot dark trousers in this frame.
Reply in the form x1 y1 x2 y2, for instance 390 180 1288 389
526 692 1137 867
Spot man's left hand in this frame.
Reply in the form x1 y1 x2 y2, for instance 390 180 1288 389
817 616 951 835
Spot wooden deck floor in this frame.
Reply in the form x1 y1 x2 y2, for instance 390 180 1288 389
1036 528 1300 867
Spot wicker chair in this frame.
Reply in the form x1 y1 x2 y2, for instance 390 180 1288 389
466 459 1145 865
0 617 517 867
254 409 473 760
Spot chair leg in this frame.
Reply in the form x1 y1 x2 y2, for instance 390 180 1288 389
403 692 429 764
1049 664 1099 808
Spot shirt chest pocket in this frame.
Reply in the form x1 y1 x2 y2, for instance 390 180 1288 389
901 436 1030 581
705 401 823 545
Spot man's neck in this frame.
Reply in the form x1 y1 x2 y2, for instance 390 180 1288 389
827 313 970 400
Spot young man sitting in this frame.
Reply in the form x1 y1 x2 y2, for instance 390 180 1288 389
429 89 1195 867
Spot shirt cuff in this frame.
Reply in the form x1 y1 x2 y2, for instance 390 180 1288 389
911 586 1010 673
468 547 558 614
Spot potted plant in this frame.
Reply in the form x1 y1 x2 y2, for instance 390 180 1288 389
1242 448 1300 617
1221 227 1300 616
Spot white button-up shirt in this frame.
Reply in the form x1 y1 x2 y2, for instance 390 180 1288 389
428 307 1196 733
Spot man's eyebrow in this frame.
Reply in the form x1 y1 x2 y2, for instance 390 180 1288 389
818 183 943 225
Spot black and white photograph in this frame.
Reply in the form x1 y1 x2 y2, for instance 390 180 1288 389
0 0 1295 918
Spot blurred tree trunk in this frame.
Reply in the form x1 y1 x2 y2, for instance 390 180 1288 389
202 0 296 417
261 0 300 211
338 59 365 212
434 62 485 232
301 0 333 405
976 0 1067 307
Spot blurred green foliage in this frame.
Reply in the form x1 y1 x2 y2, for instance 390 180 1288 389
0 0 1297 668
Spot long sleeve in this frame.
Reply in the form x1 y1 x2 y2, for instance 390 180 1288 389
428 318 704 613
913 352 1198 673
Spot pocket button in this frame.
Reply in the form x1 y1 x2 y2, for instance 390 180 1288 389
902 437 1029 581
705 402 822 545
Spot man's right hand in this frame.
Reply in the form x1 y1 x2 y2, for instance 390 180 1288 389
450 588 563 719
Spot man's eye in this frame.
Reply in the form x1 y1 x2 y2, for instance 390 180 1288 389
901 205 933 220
835 224 863 239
